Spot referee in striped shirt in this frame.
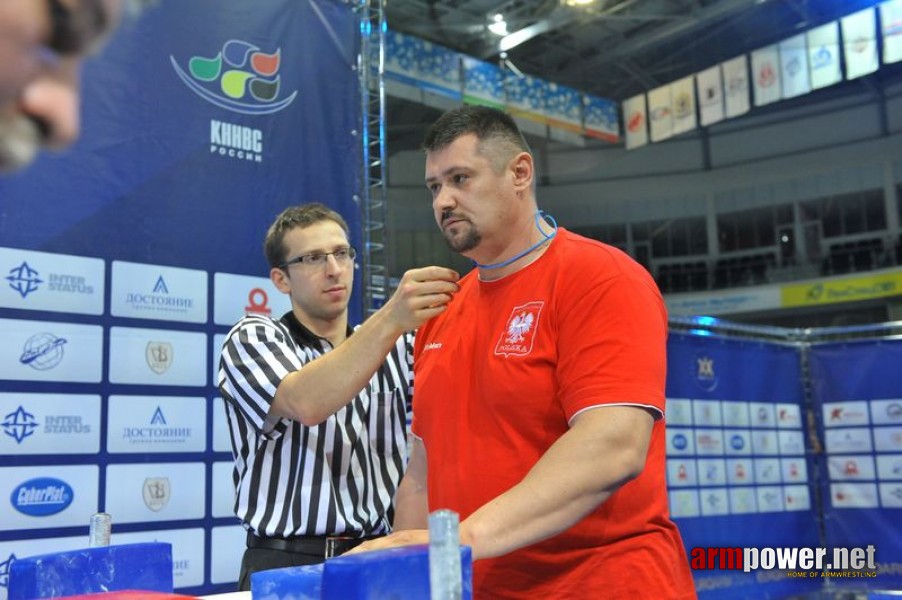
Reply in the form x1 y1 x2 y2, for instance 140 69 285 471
218 203 459 590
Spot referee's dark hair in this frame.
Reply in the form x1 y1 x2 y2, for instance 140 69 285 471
264 203 350 269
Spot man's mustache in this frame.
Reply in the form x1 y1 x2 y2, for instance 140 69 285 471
441 211 466 225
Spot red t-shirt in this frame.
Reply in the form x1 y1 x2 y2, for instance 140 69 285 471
412 229 696 599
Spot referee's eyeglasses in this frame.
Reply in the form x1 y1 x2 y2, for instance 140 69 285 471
280 247 357 270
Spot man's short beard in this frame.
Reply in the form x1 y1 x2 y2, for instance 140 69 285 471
443 225 481 254
0 115 41 173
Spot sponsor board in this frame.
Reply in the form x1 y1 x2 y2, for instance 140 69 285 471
722 402 751 428
109 327 207 386
667 428 696 455
693 400 723 427
665 398 693 426
825 428 873 454
213 272 290 325
211 462 235 518
0 466 98 531
828 455 877 481
823 401 870 427
871 399 902 425
0 319 102 383
699 488 730 516
0 394 100 454
754 459 782 484
210 525 245 585
667 459 699 487
697 459 728 486
724 430 752 456
107 396 206 453
0 247 104 315
749 403 776 428
111 262 208 323
212 396 231 453
670 489 701 518
104 463 205 523
212 333 227 389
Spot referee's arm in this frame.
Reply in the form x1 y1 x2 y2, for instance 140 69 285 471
272 266 458 426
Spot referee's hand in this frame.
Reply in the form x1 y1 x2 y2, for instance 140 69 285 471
383 266 459 331
344 529 429 555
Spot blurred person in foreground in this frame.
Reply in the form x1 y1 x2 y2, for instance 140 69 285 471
350 105 696 599
0 0 140 173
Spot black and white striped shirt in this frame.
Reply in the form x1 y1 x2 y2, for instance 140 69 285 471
218 311 413 538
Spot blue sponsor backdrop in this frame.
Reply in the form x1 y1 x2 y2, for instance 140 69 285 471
809 339 902 591
0 0 361 597
666 332 821 599
0 0 362 287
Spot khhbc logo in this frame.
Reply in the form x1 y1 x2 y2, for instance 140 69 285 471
170 39 297 115
5 261 42 298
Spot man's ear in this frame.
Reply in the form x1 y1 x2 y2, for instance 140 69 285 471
271 267 291 294
510 152 533 192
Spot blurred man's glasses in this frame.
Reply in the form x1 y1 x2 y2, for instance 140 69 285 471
280 247 357 269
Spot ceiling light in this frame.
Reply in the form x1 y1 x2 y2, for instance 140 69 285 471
562 0 597 6
488 14 509 36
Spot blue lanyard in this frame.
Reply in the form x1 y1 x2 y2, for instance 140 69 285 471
473 211 558 270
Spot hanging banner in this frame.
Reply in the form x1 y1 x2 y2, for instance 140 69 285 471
385 30 462 99
696 65 724 127
722 55 750 118
622 94 649 150
751 45 781 106
808 21 842 90
882 0 902 64
462 57 505 109
779 34 811 99
667 333 820 600
583 95 620 143
809 340 902 591
648 84 673 142
505 73 549 128
842 8 879 80
671 76 697 136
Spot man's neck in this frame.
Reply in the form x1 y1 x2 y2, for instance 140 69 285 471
473 218 556 282
294 309 348 347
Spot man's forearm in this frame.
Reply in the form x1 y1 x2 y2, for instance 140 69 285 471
461 407 653 560
273 309 404 425
273 266 459 425
393 438 429 529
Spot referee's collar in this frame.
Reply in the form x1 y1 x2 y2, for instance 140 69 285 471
279 311 354 353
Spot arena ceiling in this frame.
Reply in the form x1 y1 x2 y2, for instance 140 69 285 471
383 0 879 101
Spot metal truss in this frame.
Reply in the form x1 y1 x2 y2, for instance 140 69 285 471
357 0 389 316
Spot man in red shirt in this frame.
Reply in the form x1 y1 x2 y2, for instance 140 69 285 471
353 105 696 599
